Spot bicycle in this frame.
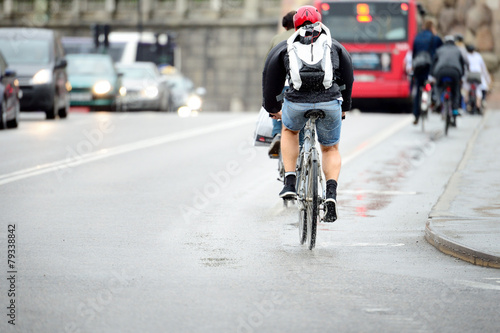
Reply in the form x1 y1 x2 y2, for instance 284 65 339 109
419 81 433 132
294 109 327 250
466 73 482 115
440 77 456 136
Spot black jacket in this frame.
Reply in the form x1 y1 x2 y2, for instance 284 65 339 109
262 38 354 114
431 43 466 78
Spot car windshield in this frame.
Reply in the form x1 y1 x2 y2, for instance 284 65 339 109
119 67 158 80
0 39 51 64
67 56 115 75
321 1 409 43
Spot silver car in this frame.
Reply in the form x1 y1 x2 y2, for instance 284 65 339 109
115 62 171 111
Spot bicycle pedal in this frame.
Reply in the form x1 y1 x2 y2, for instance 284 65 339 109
268 153 279 159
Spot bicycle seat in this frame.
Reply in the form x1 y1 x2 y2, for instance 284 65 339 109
304 109 326 119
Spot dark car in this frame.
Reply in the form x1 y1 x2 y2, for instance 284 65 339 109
0 28 69 119
0 51 21 129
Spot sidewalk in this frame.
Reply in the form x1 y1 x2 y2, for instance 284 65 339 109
425 99 500 268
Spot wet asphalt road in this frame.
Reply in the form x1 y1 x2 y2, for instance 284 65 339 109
0 110 499 333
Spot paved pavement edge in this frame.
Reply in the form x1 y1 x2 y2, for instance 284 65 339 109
425 108 500 269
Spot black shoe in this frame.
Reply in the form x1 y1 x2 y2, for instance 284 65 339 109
324 184 338 222
268 134 281 159
413 118 418 125
279 183 296 199
324 199 338 222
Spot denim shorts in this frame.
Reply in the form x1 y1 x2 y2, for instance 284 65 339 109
282 99 342 146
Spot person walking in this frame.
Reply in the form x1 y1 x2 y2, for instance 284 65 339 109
262 5 354 222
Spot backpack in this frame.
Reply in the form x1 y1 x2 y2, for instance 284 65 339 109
412 35 434 75
412 50 432 75
286 22 336 91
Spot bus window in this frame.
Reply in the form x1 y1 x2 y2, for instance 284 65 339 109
321 2 409 43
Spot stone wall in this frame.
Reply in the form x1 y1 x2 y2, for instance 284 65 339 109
177 25 277 112
418 0 500 80
0 0 281 112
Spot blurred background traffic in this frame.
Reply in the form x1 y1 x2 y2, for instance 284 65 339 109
1 0 499 129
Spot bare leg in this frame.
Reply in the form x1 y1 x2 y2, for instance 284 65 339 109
281 127 300 173
320 143 341 181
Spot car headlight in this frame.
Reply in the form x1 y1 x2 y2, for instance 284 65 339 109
31 69 52 85
119 86 127 97
187 95 202 110
93 80 112 95
142 86 159 98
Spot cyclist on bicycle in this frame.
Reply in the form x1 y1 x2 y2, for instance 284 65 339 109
431 35 467 119
464 44 491 111
411 19 442 125
262 5 354 222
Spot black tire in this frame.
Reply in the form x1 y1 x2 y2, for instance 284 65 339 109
58 105 68 119
420 87 426 132
0 100 6 129
45 103 57 120
6 102 19 128
444 100 451 136
296 155 307 245
305 157 318 250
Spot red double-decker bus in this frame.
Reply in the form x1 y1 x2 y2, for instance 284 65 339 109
315 0 419 111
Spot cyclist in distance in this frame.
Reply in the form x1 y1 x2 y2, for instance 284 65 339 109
464 44 491 110
262 5 354 222
431 35 467 119
411 19 443 125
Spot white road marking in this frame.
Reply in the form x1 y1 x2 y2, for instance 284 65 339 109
0 117 255 186
455 280 500 291
343 115 413 166
319 242 405 247
339 189 417 195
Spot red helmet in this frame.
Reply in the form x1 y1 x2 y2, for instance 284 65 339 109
293 5 322 30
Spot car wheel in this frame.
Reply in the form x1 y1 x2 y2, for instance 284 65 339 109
0 100 6 129
160 94 168 112
58 105 68 119
6 102 20 129
45 102 57 120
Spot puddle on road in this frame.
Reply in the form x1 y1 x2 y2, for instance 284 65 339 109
200 257 237 267
340 137 436 218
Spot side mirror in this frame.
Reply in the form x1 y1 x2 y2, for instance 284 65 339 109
56 59 67 69
4 69 17 78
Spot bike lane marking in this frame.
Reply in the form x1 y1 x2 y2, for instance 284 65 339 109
343 115 413 166
0 116 255 186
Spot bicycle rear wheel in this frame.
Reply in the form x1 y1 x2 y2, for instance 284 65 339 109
444 99 451 136
297 154 307 245
305 156 318 250
420 87 427 132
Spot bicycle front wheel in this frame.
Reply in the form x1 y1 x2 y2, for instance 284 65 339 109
305 157 318 250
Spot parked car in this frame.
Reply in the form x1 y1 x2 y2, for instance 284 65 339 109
0 51 21 129
66 54 122 111
163 72 204 113
0 28 69 119
115 62 171 111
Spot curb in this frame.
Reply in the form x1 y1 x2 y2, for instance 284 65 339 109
425 110 500 269
425 220 500 268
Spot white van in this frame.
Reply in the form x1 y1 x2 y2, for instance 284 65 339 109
108 31 176 66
